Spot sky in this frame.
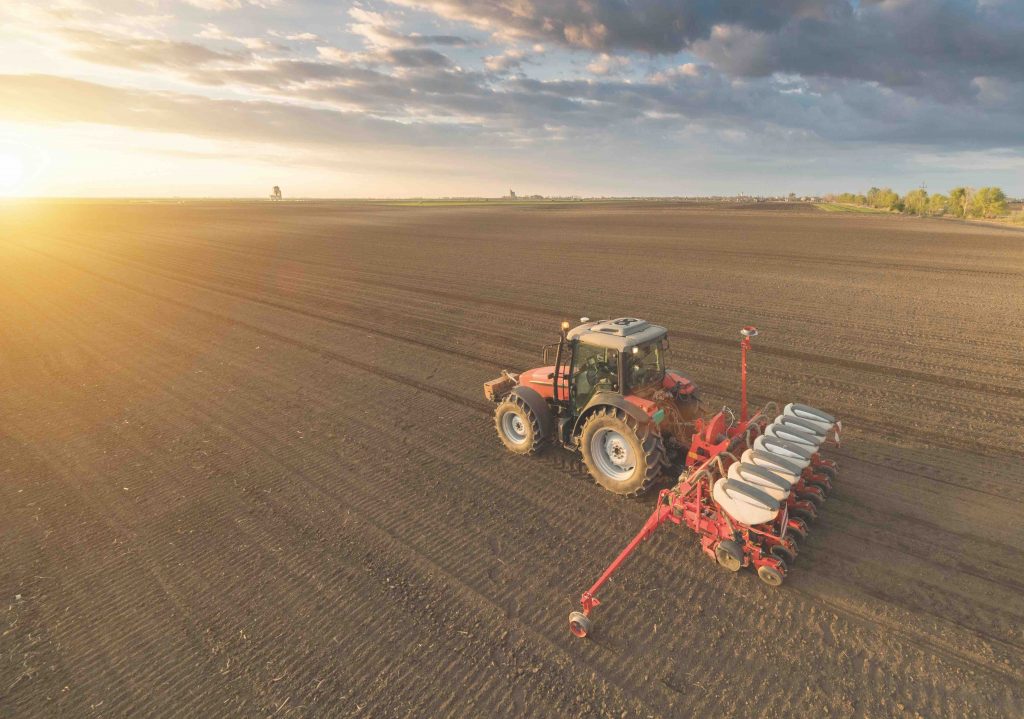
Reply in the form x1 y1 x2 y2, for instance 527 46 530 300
0 0 1022 197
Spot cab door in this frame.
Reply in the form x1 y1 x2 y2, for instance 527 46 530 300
570 344 620 417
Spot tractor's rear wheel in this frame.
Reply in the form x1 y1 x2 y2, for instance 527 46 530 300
579 408 663 497
494 395 545 455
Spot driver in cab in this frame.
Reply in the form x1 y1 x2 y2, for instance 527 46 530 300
576 349 618 398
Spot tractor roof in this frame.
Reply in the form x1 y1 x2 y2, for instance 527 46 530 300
567 318 667 351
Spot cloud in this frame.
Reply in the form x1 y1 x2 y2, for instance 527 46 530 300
10 0 1024 179
691 2 1024 102
649 62 705 84
180 0 280 10
391 0 1024 102
347 5 469 49
268 31 321 42
61 28 247 70
181 0 242 10
387 0 821 52
315 45 364 64
383 47 453 68
196 23 275 50
586 53 629 76
314 44 454 71
484 48 525 73
0 74 480 147
46 19 1024 154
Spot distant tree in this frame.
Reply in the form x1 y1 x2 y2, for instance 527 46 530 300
948 187 971 218
971 187 1009 218
903 188 928 215
835 192 863 204
879 188 902 211
835 186 1006 217
864 187 901 211
927 193 949 216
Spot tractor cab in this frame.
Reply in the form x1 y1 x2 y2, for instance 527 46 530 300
562 318 669 415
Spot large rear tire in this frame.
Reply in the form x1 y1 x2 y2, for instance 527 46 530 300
494 395 545 455
579 407 663 497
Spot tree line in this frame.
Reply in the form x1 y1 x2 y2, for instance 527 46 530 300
826 186 1010 218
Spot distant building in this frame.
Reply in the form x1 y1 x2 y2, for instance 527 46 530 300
270 186 282 201
508 189 517 200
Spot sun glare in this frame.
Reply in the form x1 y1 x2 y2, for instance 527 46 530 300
0 151 25 195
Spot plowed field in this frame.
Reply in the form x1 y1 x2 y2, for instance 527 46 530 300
2 200 1023 717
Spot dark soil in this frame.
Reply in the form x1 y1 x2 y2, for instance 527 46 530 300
1 200 1022 717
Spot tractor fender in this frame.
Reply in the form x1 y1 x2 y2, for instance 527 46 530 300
508 385 554 441
572 393 652 440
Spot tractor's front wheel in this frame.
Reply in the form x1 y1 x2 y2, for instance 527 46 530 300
494 395 545 455
579 408 663 497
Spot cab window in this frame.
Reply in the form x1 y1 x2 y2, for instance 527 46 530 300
572 344 619 409
626 342 666 391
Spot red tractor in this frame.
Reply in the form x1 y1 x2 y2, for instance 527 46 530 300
486 319 842 637
485 317 701 496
